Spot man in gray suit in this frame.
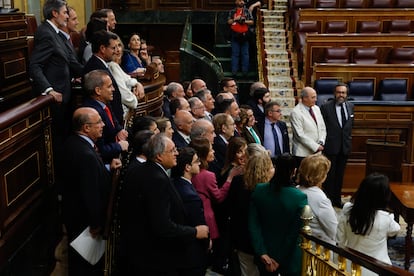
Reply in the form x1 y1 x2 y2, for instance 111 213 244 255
29 0 83 188
290 87 326 167
321 83 354 208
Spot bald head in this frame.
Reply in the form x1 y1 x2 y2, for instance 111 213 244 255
301 86 317 107
190 119 216 144
72 107 104 141
174 110 194 135
191 78 207 94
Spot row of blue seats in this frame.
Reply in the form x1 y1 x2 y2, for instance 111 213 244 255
314 78 409 105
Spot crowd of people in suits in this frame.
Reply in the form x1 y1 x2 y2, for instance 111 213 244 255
28 0 400 275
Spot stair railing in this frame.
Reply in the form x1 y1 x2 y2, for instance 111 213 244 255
256 7 269 87
180 16 224 82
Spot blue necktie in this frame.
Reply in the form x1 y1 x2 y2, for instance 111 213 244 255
271 123 282 156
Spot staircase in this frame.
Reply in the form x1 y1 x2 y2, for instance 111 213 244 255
212 1 298 107
262 0 297 114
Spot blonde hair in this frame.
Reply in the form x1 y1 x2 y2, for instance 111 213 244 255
244 144 274 190
297 153 331 187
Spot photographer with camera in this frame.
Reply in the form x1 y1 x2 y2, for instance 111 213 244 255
227 0 254 77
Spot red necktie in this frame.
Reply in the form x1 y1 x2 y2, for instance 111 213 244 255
104 105 114 127
309 107 317 124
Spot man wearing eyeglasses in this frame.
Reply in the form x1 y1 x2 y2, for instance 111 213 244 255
259 101 290 157
120 133 209 275
62 107 121 275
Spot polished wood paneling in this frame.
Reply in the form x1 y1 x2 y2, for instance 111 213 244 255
298 8 414 33
304 34 414 85
0 96 54 268
343 103 414 192
0 13 31 112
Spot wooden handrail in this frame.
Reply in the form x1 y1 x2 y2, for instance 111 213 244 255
256 8 268 87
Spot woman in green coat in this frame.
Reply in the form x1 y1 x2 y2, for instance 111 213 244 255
249 153 307 276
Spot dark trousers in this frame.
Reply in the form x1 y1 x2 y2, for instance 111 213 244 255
323 153 348 207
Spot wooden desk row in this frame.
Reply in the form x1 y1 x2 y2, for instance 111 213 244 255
297 8 414 32
303 33 414 85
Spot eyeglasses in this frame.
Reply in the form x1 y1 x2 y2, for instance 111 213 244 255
165 147 178 154
271 109 282 113
227 84 237 88
86 119 103 125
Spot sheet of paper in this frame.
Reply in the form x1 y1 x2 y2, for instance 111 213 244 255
70 227 106 265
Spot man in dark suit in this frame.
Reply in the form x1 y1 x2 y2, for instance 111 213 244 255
321 83 354 208
172 110 194 149
83 30 124 124
29 0 83 186
247 87 271 129
120 133 209 275
210 113 235 181
82 70 128 164
259 101 290 158
62 107 121 276
171 147 208 275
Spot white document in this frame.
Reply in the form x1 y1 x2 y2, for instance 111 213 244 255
70 227 106 265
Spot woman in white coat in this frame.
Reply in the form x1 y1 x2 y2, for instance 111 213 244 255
337 173 400 276
298 154 338 244
108 37 145 120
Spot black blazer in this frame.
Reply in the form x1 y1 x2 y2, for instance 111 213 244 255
209 135 228 182
321 100 354 155
29 21 83 104
82 98 123 163
172 131 190 149
83 55 124 124
241 125 263 144
120 161 196 273
247 99 266 130
61 135 111 240
173 177 208 268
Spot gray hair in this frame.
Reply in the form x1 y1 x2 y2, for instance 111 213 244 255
83 69 109 97
188 97 202 109
43 0 67 20
145 133 168 161
190 119 210 140
195 89 212 103
165 82 182 97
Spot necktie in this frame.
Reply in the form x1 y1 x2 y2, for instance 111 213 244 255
271 123 282 156
104 105 115 127
309 107 317 124
340 103 347 128
249 127 261 144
